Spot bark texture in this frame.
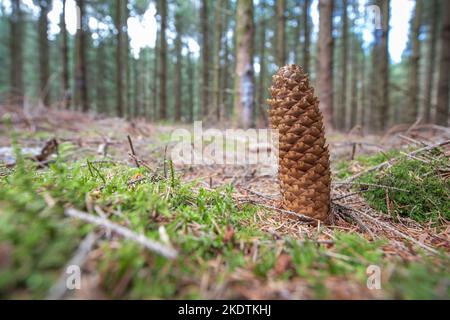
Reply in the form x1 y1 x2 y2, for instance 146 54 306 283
234 0 254 128
317 0 334 127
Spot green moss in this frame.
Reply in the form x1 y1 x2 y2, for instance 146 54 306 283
387 259 450 299
358 157 449 224
0 162 90 298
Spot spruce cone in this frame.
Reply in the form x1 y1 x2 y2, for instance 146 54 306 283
268 65 331 221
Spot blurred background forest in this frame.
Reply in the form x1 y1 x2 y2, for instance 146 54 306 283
0 0 449 131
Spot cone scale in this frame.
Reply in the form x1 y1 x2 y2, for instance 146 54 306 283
268 65 331 221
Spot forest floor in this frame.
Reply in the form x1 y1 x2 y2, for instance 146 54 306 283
0 104 449 299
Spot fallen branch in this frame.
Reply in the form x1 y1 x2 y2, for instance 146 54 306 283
127 135 140 168
333 181 410 192
65 208 177 259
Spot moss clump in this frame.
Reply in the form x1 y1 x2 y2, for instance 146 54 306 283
358 157 449 224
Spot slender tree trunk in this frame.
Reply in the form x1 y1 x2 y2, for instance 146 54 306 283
423 0 438 123
142 49 150 119
234 0 254 129
174 7 183 122
371 0 389 131
257 0 268 126
96 40 107 114
159 0 167 119
152 47 158 120
436 0 450 125
152 3 159 121
38 0 50 107
349 36 359 130
212 0 223 121
303 0 310 73
125 0 130 118
294 1 301 64
61 0 70 109
317 0 334 128
276 0 286 67
359 45 366 128
221 0 232 119
337 0 348 130
75 0 88 112
406 0 422 124
349 1 360 130
134 58 141 118
379 0 390 130
370 17 379 130
187 48 194 123
10 0 23 105
200 0 209 118
115 0 124 117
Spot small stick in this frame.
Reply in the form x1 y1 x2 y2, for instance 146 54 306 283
65 208 178 259
350 143 357 160
333 181 410 192
46 232 100 300
127 135 140 168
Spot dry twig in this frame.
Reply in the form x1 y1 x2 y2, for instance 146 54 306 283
65 208 177 259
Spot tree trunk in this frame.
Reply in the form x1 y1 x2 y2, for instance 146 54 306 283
294 1 301 64
174 7 183 122
221 0 232 119
257 0 268 127
212 0 223 121
96 40 107 114
379 0 390 130
115 0 124 117
276 0 286 67
303 0 310 73
38 0 50 107
75 0 88 112
152 2 159 121
317 0 334 128
125 0 131 118
134 58 141 118
9 0 23 105
423 0 438 123
159 0 167 120
234 0 254 129
187 48 195 123
61 0 70 109
359 44 366 128
436 0 450 126
337 0 348 130
371 0 389 132
406 0 422 124
200 0 209 118
349 37 359 130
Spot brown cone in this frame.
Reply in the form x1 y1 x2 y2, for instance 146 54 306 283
268 64 331 221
